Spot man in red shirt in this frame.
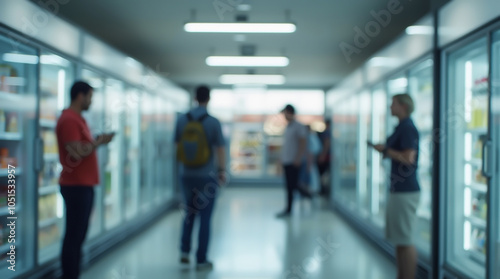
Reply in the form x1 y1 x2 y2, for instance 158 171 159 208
56 81 114 279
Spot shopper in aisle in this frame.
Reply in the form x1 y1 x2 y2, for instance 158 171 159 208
369 93 420 279
56 81 115 279
175 85 226 271
276 104 311 218
317 119 331 197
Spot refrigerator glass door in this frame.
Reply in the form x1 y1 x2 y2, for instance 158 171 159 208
445 37 488 279
0 34 37 277
104 78 124 230
489 30 500 279
124 87 140 219
38 52 74 263
140 92 154 212
358 90 371 217
370 84 388 228
336 95 359 209
408 58 434 258
81 68 105 239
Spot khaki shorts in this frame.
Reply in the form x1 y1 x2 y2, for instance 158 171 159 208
385 192 420 246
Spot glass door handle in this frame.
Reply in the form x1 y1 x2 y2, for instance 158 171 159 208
482 140 492 178
34 138 44 172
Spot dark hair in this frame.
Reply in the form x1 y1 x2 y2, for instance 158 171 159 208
325 119 331 126
282 104 295 114
196 85 210 103
70 81 93 101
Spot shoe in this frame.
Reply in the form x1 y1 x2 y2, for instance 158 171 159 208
196 261 213 271
180 252 190 264
275 211 291 218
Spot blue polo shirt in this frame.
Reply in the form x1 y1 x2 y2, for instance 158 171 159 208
174 106 225 177
386 118 420 192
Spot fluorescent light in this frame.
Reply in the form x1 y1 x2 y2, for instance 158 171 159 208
367 57 400 68
2 53 39 64
206 56 289 67
219 74 285 85
184 23 296 33
40 55 70 67
405 25 434 35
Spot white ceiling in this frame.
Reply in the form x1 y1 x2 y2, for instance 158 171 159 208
36 0 432 90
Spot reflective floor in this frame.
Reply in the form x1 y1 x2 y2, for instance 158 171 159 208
81 187 396 279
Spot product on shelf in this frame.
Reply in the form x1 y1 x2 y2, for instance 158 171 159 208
0 64 19 93
6 113 18 132
42 131 58 154
0 148 8 168
0 109 5 133
475 169 488 185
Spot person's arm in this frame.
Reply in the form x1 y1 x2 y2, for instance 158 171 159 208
373 144 417 165
65 134 114 160
214 120 227 184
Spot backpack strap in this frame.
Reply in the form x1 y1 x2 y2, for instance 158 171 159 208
198 113 209 122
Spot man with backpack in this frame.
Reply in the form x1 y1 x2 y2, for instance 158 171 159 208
175 85 226 271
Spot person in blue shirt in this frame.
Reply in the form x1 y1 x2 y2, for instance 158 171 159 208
370 93 420 279
175 85 226 271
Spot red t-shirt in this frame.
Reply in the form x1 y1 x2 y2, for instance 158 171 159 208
56 109 99 186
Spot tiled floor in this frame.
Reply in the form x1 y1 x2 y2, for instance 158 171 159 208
81 187 396 279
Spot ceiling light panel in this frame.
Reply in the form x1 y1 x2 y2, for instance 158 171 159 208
206 56 289 67
184 23 296 33
219 74 285 85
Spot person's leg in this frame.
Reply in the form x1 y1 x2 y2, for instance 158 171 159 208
283 165 294 213
397 245 417 279
196 177 218 263
180 176 197 254
60 186 94 279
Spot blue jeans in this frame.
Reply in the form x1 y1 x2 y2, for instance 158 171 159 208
180 175 219 263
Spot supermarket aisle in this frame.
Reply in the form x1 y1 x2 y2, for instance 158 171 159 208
81 188 396 279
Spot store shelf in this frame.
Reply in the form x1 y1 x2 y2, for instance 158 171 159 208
40 119 56 129
0 168 21 176
39 217 59 228
465 215 487 228
465 127 487 134
466 182 487 193
0 132 22 141
43 153 59 161
38 185 59 196
465 158 483 166
0 91 28 108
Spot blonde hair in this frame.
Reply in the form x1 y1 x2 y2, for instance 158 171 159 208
393 93 414 115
